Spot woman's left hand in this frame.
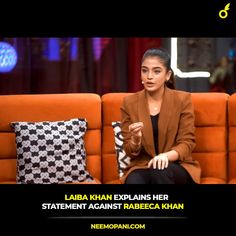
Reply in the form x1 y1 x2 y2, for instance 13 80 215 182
148 153 169 170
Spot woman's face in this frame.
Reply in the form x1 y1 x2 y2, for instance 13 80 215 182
141 56 171 92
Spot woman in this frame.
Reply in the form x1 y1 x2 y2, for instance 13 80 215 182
120 48 201 184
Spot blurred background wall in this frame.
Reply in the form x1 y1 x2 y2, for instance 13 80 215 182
0 37 235 95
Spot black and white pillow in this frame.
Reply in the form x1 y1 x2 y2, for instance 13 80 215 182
112 121 131 177
11 118 94 184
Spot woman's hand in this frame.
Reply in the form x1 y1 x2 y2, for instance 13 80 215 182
148 153 169 170
128 122 143 145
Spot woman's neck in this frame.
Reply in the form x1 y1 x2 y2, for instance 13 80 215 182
146 86 165 102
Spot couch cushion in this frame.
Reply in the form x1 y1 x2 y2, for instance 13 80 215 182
11 118 94 184
112 121 131 177
228 93 236 183
191 93 229 183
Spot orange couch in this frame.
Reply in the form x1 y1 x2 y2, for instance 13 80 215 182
0 92 234 184
228 93 236 184
102 92 229 184
0 93 102 184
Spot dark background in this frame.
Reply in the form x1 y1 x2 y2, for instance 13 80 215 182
1 1 236 96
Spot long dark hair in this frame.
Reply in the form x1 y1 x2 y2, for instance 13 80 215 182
141 48 176 89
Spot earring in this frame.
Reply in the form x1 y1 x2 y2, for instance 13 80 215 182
141 81 144 84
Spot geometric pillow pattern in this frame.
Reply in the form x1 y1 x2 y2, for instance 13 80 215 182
112 121 131 178
11 118 94 184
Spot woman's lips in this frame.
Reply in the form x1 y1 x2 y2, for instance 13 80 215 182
146 82 155 86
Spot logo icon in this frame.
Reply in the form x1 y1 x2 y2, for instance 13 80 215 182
219 3 230 19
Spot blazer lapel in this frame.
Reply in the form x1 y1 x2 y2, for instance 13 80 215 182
158 87 173 152
137 90 156 157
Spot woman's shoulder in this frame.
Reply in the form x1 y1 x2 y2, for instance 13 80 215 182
167 88 191 98
123 90 144 104
165 89 192 107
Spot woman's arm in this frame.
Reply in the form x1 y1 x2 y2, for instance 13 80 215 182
120 99 143 158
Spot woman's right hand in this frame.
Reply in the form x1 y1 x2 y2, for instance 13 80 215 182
128 122 143 144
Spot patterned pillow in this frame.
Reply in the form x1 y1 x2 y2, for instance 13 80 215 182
11 118 94 184
112 121 131 177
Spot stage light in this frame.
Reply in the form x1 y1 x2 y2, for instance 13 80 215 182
0 42 18 73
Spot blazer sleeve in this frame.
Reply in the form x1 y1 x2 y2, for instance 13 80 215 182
171 93 196 161
120 97 142 158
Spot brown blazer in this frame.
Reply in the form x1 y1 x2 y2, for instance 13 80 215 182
120 87 201 184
